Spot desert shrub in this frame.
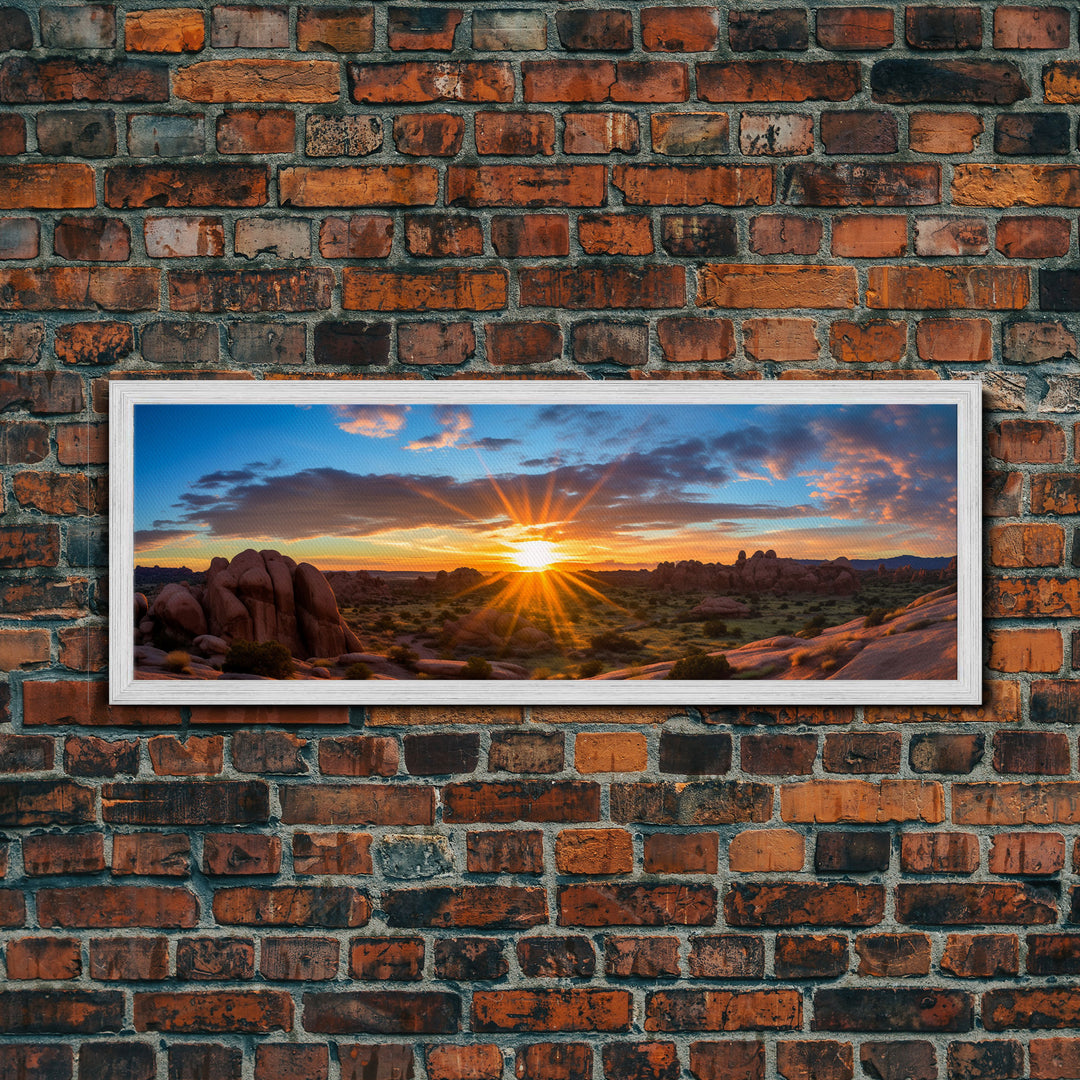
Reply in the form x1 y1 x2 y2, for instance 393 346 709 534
223 639 294 679
730 626 743 639
820 658 837 673
863 607 890 628
798 614 826 638
531 667 553 680
578 659 605 678
704 620 728 637
667 652 732 680
344 662 372 680
462 656 492 679
791 648 811 667
164 650 191 674
588 630 640 655
387 644 419 672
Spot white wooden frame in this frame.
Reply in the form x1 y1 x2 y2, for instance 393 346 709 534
110 379 981 705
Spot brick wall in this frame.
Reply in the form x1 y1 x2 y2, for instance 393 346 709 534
1 2 1079 1078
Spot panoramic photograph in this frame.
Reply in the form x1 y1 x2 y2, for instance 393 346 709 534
130 397 959 684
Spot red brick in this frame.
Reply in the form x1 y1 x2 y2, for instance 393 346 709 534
197 833 280 876
520 266 684 309
23 833 104 876
750 215 821 256
54 216 130 262
343 268 506 312
901 832 979 874
427 1044 503 1080
394 113 465 156
997 216 1070 258
125 8 205 52
174 59 339 103
990 832 1066 875
914 215 989 256
989 629 1063 673
775 935 848 980
466 830 544 874
740 114 813 156
6 937 81 980
1032 1039 1080 1079
491 214 569 257
134 990 292 1033
486 321 562 366
579 213 653 256
148 734 224 776
0 267 158 311
0 57 169 103
213 886 370 928
177 936 254 981
280 165 437 208
910 111 984 154
642 7 721 51
90 937 169 981
474 989 631 1033
0 115 24 155
293 832 372 876
990 524 1065 568
350 61 511 103
644 833 718 875
559 884 716 926
916 318 992 362
818 8 894 50
658 317 735 362
405 214 483 258
215 109 294 153
941 934 1019 978
829 320 907 363
556 10 633 50
112 833 190 877
38 886 198 928
990 420 1065 463
646 989 801 1032
867 265 1029 309
697 61 860 102
475 112 554 156
703 265 856 310
349 937 424 980
832 214 907 257
449 165 605 208
995 6 1070 48
777 1041 854 1080
565 112 639 154
255 1045 328 1080
613 164 772 206
556 829 634 875
523 60 688 104
260 936 339 981
744 318 818 362
339 1046 416 1080
297 7 375 53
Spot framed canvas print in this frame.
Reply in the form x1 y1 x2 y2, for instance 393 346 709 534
110 379 981 705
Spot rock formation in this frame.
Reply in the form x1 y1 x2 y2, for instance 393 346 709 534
443 607 554 655
138 548 361 659
652 551 861 596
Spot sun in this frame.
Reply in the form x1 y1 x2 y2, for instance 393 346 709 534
512 539 560 572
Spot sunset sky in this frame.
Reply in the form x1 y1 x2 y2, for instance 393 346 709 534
133 400 958 572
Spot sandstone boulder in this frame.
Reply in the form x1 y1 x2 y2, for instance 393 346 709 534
444 607 554 655
144 548 361 659
688 596 752 619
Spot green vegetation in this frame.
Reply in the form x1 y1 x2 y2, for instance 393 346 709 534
337 572 945 679
223 639 294 679
344 662 372 679
668 652 733 680
462 656 493 679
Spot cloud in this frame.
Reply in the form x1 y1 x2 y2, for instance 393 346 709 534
463 437 519 452
406 405 472 452
193 468 259 488
135 528 200 553
331 404 409 438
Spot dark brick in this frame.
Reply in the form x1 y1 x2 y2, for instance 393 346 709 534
909 733 984 774
433 937 508 979
812 988 973 1032
659 733 732 775
871 59 1030 104
906 6 982 49
102 781 269 826
815 832 891 873
313 321 392 365
660 214 737 256
774 934 848 979
403 733 480 775
729 9 809 51
302 991 460 1034
860 1042 937 1080
996 113 1070 156
555 10 633 51
518 936 596 978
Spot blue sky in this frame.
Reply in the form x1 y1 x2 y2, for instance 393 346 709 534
134 400 958 571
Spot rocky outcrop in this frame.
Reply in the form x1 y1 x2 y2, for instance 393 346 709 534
137 548 361 659
652 550 861 596
687 596 752 620
593 586 958 682
443 607 554 655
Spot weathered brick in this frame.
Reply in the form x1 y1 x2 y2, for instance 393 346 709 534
174 59 339 103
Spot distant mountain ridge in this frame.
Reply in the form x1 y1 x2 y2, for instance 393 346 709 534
794 555 956 571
